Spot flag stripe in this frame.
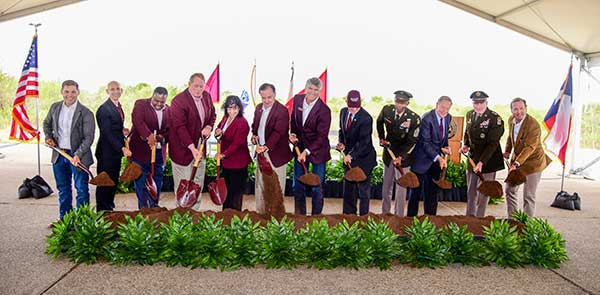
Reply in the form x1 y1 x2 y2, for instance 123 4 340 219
543 65 573 166
9 35 39 142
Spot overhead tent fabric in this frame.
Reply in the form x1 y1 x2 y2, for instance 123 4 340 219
0 0 81 23
439 0 600 65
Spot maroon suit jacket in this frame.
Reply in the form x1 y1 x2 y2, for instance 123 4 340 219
218 116 251 169
290 94 331 164
168 88 216 166
129 98 170 163
251 101 293 167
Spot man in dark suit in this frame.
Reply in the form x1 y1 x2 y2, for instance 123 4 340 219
95 81 131 212
129 87 170 209
461 91 505 217
43 80 95 219
336 90 377 215
169 73 216 209
407 96 453 217
251 83 293 213
289 77 331 215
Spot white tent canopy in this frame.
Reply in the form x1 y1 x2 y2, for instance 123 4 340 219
440 0 600 64
0 0 81 23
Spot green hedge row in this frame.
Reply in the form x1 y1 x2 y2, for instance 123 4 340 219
46 205 567 270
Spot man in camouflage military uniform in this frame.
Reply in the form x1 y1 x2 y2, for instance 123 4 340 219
461 91 505 217
376 90 421 216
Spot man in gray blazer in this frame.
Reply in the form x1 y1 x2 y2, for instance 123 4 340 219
43 80 95 219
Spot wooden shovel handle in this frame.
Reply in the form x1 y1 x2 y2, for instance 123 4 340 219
216 141 221 168
150 131 157 164
465 155 485 181
293 145 308 174
46 144 93 178
385 147 406 176
193 137 205 167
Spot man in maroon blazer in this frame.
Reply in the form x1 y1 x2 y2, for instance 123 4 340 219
129 87 170 209
289 77 331 215
251 83 293 213
168 73 216 209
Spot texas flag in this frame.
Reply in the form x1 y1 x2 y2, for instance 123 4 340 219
544 65 573 166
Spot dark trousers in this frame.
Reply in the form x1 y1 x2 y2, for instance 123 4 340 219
407 164 441 217
342 177 371 215
132 148 164 209
292 159 326 215
52 150 89 219
95 154 121 211
222 167 247 211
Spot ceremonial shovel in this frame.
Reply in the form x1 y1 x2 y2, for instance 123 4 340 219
291 141 321 186
383 144 419 188
119 137 142 182
207 139 227 205
432 155 452 189
145 131 158 201
462 152 503 197
503 157 526 186
46 145 115 186
338 149 368 182
176 137 205 208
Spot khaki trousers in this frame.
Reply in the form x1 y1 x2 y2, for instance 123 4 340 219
172 159 206 211
466 170 497 217
255 153 287 214
505 171 542 218
381 162 408 216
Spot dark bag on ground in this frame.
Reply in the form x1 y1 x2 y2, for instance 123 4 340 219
551 191 581 211
28 175 53 199
18 178 33 199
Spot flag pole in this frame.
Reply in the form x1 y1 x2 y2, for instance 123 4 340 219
287 61 294 100
250 59 257 108
30 22 41 176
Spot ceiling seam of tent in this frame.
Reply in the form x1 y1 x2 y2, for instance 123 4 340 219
1 0 25 15
523 0 574 53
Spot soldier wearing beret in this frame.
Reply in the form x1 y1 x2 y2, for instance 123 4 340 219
376 90 421 216
461 91 505 217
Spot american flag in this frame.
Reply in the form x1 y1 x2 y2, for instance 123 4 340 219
9 35 39 141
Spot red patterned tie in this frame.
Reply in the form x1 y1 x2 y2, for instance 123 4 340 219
117 102 124 121
346 113 352 130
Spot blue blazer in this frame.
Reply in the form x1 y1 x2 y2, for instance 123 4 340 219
411 109 452 174
338 107 377 174
95 99 125 160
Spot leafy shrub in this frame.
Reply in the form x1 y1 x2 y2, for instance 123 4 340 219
260 216 301 269
445 159 467 188
482 220 523 267
65 205 115 264
227 215 262 268
109 214 162 265
326 160 345 182
298 219 335 269
159 211 196 267
370 161 384 185
510 209 530 224
441 222 483 266
189 215 234 269
521 218 568 268
329 220 371 269
400 217 449 268
361 218 399 270
46 207 79 258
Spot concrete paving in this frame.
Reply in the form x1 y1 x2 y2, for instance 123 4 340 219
0 143 598 294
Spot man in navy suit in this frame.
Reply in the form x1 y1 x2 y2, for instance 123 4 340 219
407 96 453 217
336 90 377 215
289 77 331 215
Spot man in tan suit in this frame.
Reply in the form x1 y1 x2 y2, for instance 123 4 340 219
503 97 551 217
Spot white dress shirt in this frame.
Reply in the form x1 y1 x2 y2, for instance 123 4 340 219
57 101 78 150
302 97 318 126
258 105 272 146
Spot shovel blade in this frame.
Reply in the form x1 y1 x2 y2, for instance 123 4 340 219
145 175 158 201
90 172 116 187
396 172 420 188
120 162 142 182
176 179 200 208
208 178 227 205
477 181 503 197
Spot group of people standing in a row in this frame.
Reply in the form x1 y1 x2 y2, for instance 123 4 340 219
43 73 550 221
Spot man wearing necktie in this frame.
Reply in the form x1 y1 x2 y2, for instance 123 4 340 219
461 91 505 217
407 96 453 217
336 90 376 215
95 81 132 211
376 90 421 216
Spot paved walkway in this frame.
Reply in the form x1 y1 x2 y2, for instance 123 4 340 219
1 144 598 294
